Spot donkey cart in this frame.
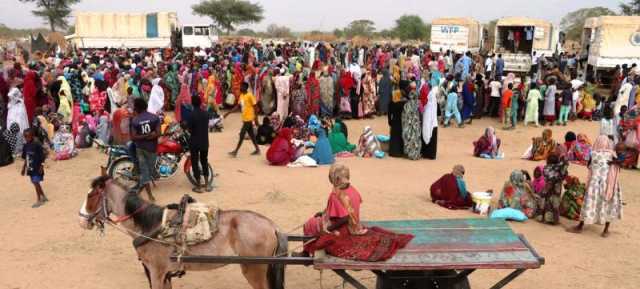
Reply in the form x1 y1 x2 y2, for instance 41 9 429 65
172 218 545 289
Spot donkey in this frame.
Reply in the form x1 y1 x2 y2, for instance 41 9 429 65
78 175 286 289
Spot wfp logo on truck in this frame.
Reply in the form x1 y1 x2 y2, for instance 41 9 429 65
440 26 461 34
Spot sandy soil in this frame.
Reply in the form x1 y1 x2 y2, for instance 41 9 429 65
0 115 638 289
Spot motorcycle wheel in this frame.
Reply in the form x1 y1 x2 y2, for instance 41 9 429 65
186 163 215 187
108 158 138 189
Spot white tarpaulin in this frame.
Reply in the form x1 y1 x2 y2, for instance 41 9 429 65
74 12 177 39
430 17 481 53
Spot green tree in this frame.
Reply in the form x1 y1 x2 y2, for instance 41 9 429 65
377 29 396 39
265 24 292 38
344 19 375 38
18 0 81 32
235 28 256 36
393 15 428 41
560 7 616 41
332 28 344 39
192 0 264 35
620 0 640 15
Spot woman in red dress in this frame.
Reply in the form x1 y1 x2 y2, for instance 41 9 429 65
301 164 413 262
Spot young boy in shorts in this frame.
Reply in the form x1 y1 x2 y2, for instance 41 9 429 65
21 128 48 208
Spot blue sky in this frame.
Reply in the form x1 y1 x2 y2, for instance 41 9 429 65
2 0 621 31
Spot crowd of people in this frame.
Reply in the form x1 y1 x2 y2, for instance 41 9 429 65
0 39 635 238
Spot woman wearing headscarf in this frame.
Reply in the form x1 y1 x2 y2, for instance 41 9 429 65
402 83 422 160
536 145 569 225
377 69 392 115
22 67 38 123
174 75 191 123
421 87 438 159
164 63 180 106
355 126 381 158
260 69 275 115
361 69 377 117
147 78 164 115
309 126 335 165
275 69 291 121
388 81 406 158
498 170 537 218
306 72 321 117
96 115 110 145
231 63 244 101
565 133 592 166
430 165 473 210
291 74 307 119
338 70 354 118
579 91 596 120
543 78 557 125
524 82 542 127
530 129 556 161
301 164 413 260
569 136 622 237
7 79 30 140
328 121 355 154
266 128 296 166
2 123 22 157
461 78 475 123
319 70 335 118
473 127 501 159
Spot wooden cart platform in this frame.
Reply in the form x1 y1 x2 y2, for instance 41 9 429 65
173 218 544 289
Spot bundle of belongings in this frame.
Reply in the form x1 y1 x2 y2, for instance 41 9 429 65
158 195 219 246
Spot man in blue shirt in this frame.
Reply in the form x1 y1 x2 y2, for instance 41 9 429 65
495 54 505 79
130 98 160 201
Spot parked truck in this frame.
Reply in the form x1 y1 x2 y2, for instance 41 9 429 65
67 11 218 49
581 16 640 83
430 17 483 54
494 17 561 73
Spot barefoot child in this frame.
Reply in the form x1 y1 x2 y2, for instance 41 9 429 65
225 82 261 157
21 128 48 208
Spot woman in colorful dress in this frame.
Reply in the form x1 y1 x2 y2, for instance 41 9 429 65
565 133 592 166
530 129 556 161
328 121 355 154
498 170 537 218
266 128 296 166
569 135 623 237
361 69 377 117
473 127 501 159
355 126 381 158
402 83 422 160
524 82 542 127
536 145 569 224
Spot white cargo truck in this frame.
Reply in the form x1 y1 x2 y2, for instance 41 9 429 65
494 17 561 73
430 18 483 54
67 12 217 49
581 16 640 82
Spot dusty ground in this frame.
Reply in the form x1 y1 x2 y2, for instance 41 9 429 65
0 115 638 289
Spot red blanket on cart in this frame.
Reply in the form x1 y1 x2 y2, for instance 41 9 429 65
307 226 413 262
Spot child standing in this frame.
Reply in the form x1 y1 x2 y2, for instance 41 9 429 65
557 88 573 126
600 106 616 142
501 83 513 129
21 128 48 208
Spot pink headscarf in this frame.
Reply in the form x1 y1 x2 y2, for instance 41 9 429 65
532 165 546 194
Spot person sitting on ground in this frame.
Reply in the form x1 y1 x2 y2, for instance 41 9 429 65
430 165 474 210
328 121 355 154
309 124 335 165
564 132 592 166
530 129 557 161
355 126 381 158
473 127 502 159
266 128 296 166
497 170 537 218
256 116 276 145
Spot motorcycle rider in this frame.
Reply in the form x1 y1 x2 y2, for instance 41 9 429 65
130 98 160 201
185 94 213 193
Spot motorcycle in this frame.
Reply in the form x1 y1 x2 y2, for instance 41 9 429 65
103 123 214 188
